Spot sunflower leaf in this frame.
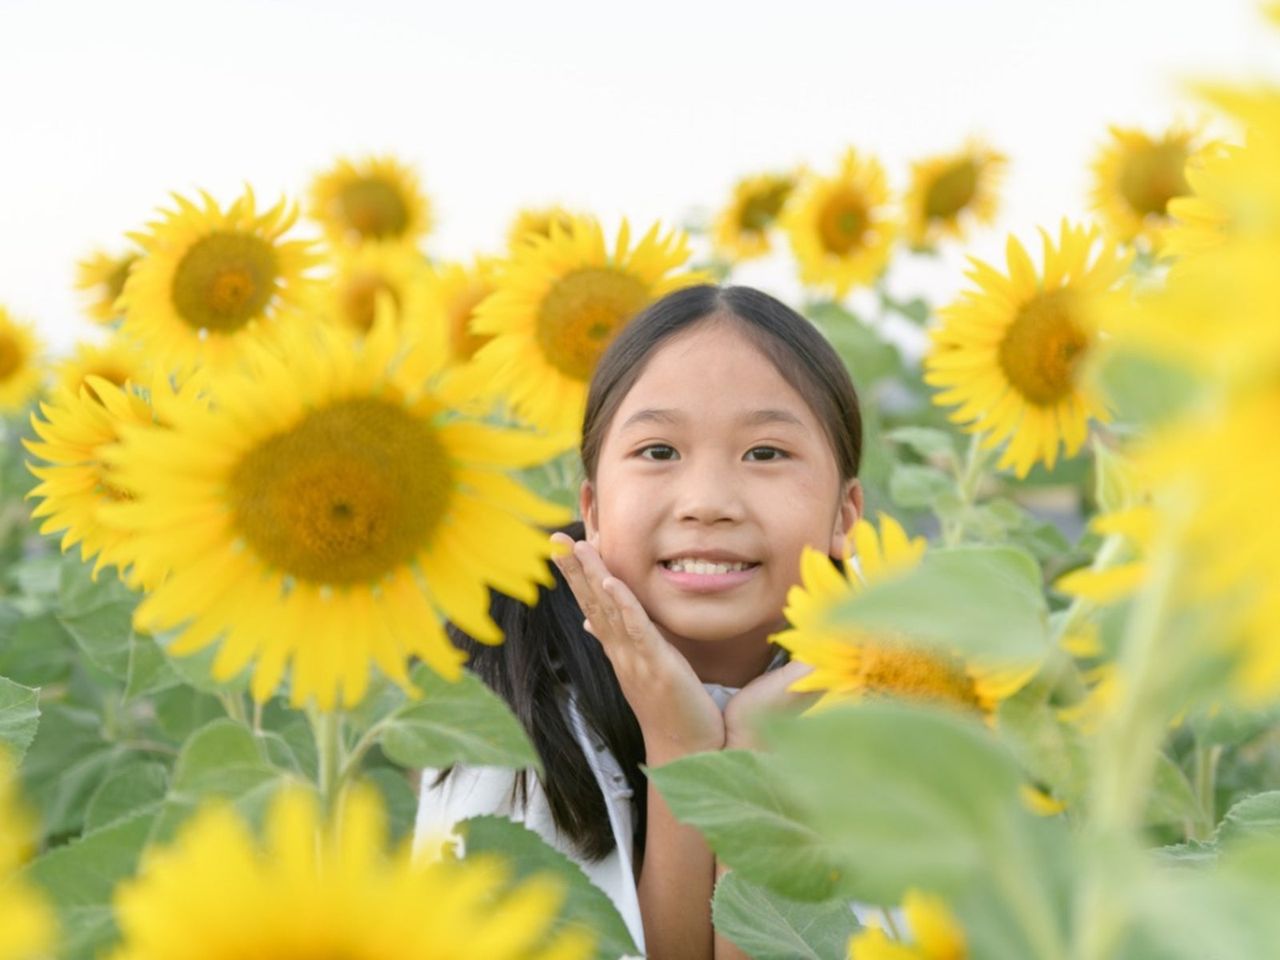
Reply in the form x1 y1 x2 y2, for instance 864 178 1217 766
0 674 40 762
712 871 861 960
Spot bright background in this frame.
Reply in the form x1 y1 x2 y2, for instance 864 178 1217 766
0 0 1268 353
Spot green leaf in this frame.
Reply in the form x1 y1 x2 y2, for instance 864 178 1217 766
84 761 169 833
460 814 639 960
805 301 903 384
997 684 1088 811
379 664 540 773
0 606 74 687
712 871 860 960
885 426 957 463
362 766 418 845
1096 349 1202 430
1216 791 1280 847
150 686 225 742
152 630 250 695
0 674 40 762
647 749 842 901
1145 753 1202 828
889 463 954 509
20 702 126 842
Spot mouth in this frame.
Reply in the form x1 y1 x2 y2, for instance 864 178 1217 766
659 557 759 575
657 556 761 593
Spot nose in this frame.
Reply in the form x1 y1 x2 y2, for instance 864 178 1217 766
672 456 745 525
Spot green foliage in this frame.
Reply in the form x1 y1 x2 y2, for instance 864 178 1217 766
0 674 40 761
712 871 861 960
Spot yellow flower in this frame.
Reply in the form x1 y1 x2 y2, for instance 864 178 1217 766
50 337 150 403
0 748 57 960
310 155 431 247
0 307 43 413
102 312 572 710
923 222 1130 478
848 890 966 960
317 241 443 353
773 515 1031 720
1090 124 1200 248
120 188 319 378
507 205 579 252
904 140 1007 249
75 248 140 324
783 148 896 298
428 257 499 364
464 215 704 436
712 171 798 261
108 787 591 960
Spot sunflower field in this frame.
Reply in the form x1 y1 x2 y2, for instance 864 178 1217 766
4 6 1280 960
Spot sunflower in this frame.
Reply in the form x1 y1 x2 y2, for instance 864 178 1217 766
427 258 499 364
1090 124 1200 248
507 205 579 253
464 216 704 435
109 787 592 960
120 188 318 378
712 171 798 261
51 337 150 402
904 140 1007 249
310 155 431 248
782 148 897 298
317 241 444 354
0 307 44 413
102 312 572 710
0 748 56 960
772 514 1031 720
848 890 967 960
923 222 1130 478
75 248 140 324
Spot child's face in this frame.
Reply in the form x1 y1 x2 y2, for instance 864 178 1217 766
581 317 862 650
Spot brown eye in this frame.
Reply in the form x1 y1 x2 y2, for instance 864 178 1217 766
639 444 679 461
745 446 787 462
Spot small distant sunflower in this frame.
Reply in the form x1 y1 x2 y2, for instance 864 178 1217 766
0 748 57 960
120 188 318 378
848 890 966 960
0 308 44 413
75 248 140 324
924 222 1130 478
51 337 150 402
109 787 592 960
310 155 431 247
466 216 704 435
103 313 572 710
507 205 579 253
318 241 442 349
712 171 798 261
773 515 1032 720
904 140 1007 249
782 148 897 298
1090 124 1200 248
428 258 499 364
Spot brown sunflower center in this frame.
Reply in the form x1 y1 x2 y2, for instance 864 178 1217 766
535 267 650 381
924 160 979 220
342 272 401 332
1118 141 1191 218
171 231 279 333
0 332 23 380
998 289 1088 406
817 190 868 256
858 641 982 711
739 179 793 233
339 177 410 240
228 397 453 585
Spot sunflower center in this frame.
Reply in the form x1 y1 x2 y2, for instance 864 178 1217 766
171 231 279 333
739 181 793 232
535 267 650 381
342 272 401 332
0 332 22 380
340 177 410 240
228 397 453 585
998 289 1088 406
1118 141 1191 218
817 190 868 256
448 284 493 361
858 641 982 710
924 160 979 220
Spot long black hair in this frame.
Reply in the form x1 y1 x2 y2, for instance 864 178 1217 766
440 284 864 862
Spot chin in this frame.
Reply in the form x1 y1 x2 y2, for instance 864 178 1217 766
653 611 763 645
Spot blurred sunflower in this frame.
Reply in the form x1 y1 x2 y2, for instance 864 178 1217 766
75 248 140 324
924 222 1130 478
109 787 592 960
428 257 499 364
904 140 1007 249
507 205 578 252
712 170 798 261
465 216 703 435
318 241 443 351
0 748 56 960
51 337 150 402
102 313 571 710
120 188 318 378
1090 124 1200 248
310 155 431 247
0 307 44 413
772 514 1031 720
782 148 896 298
848 889 966 960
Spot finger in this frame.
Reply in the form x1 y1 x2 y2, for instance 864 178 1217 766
550 538 608 636
600 576 655 649
572 541 626 634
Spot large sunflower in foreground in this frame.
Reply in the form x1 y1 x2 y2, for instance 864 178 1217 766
102 314 572 709
464 216 704 435
51 337 150 402
712 170 798 261
109 788 592 960
0 748 56 960
848 889 967 960
75 248 140 324
904 140 1007 249
120 188 318 377
0 308 43 413
428 258 499 364
923 222 1130 478
782 148 896 298
310 155 431 248
772 514 1032 720
1090 124 1199 248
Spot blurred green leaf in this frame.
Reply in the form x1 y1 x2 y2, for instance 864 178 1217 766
1145 753 1203 829
1216 791 1280 848
1096 349 1202 431
362 766 418 845
83 761 169 833
712 871 860 960
885 426 957 463
0 674 40 761
889 463 954 509
0 606 74 686
21 702 125 842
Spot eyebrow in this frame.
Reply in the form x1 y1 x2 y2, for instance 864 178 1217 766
619 408 808 430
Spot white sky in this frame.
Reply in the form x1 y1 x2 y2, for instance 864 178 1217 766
0 0 1272 354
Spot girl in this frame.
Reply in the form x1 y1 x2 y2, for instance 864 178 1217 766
414 284 864 960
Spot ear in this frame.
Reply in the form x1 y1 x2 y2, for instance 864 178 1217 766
828 478 863 557
579 479 601 548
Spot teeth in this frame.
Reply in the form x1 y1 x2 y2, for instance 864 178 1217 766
664 558 752 575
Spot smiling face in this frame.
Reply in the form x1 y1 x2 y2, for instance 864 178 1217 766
581 316 862 677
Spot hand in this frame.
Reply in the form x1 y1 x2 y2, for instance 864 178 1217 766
550 533 726 763
722 659 820 751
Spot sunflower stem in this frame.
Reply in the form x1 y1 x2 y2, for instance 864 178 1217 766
1189 738 1222 843
312 709 345 819
942 433 988 547
218 691 247 725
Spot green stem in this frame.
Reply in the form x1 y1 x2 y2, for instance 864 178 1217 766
942 434 988 547
1190 739 1222 843
311 709 344 818
219 691 247 725
338 719 390 786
